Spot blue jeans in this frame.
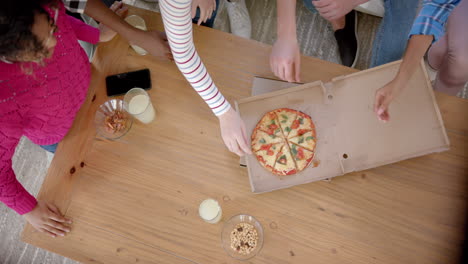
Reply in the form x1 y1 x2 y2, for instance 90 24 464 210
40 143 58 154
192 0 220 28
302 0 419 67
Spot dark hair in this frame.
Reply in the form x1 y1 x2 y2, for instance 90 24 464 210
0 0 57 62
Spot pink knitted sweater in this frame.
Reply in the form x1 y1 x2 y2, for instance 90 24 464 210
0 3 99 215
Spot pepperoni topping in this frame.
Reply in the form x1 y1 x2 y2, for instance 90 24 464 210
291 120 300 129
297 147 305 160
260 144 272 151
297 129 308 136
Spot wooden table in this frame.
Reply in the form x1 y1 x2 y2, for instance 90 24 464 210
22 6 468 264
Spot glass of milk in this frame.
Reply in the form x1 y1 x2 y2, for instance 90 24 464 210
124 88 155 124
124 15 148 55
199 199 223 224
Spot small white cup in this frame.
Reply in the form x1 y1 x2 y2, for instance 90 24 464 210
123 88 155 124
199 199 222 224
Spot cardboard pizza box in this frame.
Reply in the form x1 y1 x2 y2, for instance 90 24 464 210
236 61 450 193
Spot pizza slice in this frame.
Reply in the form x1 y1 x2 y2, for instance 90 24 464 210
288 130 316 152
251 129 284 152
289 143 315 171
254 143 284 173
287 112 316 139
255 111 283 138
273 145 297 176
274 108 297 138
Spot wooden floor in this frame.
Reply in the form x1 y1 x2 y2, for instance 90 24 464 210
0 0 466 263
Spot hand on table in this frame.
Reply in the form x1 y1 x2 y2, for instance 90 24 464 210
374 79 404 122
24 200 72 238
191 0 217 25
270 38 301 83
313 0 364 21
130 30 173 60
99 1 128 42
218 107 252 156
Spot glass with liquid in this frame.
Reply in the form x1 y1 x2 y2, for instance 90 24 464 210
124 88 155 124
199 199 222 224
124 15 148 55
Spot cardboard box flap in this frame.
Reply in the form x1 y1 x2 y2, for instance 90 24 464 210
330 62 450 173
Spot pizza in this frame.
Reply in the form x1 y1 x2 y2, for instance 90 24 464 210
251 108 317 176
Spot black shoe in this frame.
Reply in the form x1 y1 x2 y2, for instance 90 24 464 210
334 10 359 68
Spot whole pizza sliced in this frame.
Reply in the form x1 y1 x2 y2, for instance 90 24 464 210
272 145 297 175
252 108 317 176
289 143 315 171
274 108 297 137
254 143 285 174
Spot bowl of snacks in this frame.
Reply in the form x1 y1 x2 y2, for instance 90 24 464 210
221 214 264 260
94 99 133 140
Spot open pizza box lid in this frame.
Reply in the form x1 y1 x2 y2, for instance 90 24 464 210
236 61 450 193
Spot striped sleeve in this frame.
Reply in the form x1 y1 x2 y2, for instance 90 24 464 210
159 0 231 116
409 0 460 43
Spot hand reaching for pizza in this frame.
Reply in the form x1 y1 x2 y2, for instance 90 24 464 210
218 108 252 156
374 78 404 122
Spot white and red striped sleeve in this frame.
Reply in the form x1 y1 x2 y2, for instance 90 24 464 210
159 0 231 116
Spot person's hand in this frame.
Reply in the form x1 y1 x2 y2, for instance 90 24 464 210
374 79 405 122
99 1 128 42
24 201 72 238
313 0 364 21
131 30 173 60
191 0 217 25
218 107 252 156
270 38 301 83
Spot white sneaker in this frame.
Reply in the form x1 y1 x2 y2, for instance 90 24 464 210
225 0 252 39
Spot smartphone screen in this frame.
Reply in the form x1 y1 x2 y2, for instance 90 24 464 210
106 69 151 97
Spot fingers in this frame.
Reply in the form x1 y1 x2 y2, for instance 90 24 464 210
46 219 71 233
239 123 252 155
47 203 73 224
374 91 390 122
109 1 122 11
313 0 332 9
373 92 383 114
43 224 66 237
198 8 205 25
116 6 128 17
39 228 58 238
294 57 301 83
232 142 243 156
316 4 337 15
284 62 294 83
191 2 198 19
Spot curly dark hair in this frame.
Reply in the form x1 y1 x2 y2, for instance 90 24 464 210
0 0 58 62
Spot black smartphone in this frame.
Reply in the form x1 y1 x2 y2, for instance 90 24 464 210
106 69 152 97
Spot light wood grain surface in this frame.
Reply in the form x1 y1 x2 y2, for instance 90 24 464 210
21 6 468 264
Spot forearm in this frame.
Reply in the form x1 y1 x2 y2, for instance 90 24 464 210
394 35 433 86
84 0 136 41
277 0 297 40
159 0 230 116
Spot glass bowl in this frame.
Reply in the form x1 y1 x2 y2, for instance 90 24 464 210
94 99 133 140
221 214 264 261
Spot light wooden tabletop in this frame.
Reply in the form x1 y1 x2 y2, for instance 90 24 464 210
21 6 468 264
